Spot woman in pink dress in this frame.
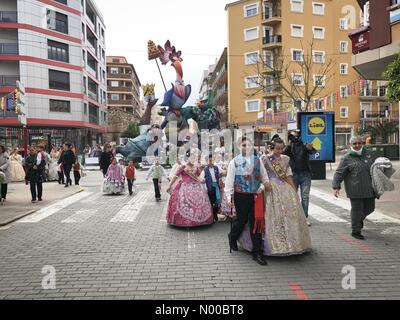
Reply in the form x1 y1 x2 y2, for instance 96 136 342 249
166 153 214 227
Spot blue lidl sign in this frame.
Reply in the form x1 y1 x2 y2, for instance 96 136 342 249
298 112 335 162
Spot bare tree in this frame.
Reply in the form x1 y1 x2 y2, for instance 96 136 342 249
244 40 336 112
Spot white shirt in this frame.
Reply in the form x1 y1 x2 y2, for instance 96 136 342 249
36 151 43 166
224 155 269 198
199 166 218 183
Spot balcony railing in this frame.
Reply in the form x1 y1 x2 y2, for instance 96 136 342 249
360 111 388 119
108 99 134 106
88 90 98 101
0 11 17 23
0 75 19 87
89 114 99 125
265 84 282 94
0 43 18 55
107 86 133 93
263 9 281 20
359 88 378 97
263 35 282 45
107 73 132 80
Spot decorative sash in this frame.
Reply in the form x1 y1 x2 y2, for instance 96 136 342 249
266 155 287 181
184 166 201 183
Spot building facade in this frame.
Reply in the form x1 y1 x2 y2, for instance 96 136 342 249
0 0 107 151
209 48 229 128
349 0 399 144
225 0 385 147
105 56 141 143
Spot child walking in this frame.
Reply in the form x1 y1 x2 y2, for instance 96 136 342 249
146 158 166 201
126 160 136 196
73 158 81 185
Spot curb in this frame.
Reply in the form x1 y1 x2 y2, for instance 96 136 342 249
0 188 86 227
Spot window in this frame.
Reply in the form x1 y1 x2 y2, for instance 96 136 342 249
292 73 304 86
340 85 348 98
111 81 119 87
312 2 325 15
83 103 87 115
314 75 325 87
244 3 258 17
293 99 304 110
314 99 324 111
340 63 349 75
340 18 349 30
49 99 70 113
47 40 69 63
47 10 69 34
111 94 119 100
110 67 119 74
291 0 304 13
245 51 259 65
245 76 260 89
264 51 273 68
292 49 304 61
244 27 259 41
291 24 304 37
245 100 260 112
313 51 325 63
313 27 325 39
83 76 87 94
49 69 70 91
54 0 68 5
340 107 349 118
340 41 348 53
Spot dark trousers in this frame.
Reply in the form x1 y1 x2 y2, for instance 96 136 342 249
30 175 43 201
208 187 219 220
102 168 108 177
350 198 375 234
230 192 262 256
127 179 134 195
58 171 64 184
74 171 81 185
64 166 72 185
153 178 161 199
1 183 7 199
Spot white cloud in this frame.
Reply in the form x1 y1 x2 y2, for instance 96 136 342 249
96 0 228 106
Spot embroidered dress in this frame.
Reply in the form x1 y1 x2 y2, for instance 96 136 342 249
239 155 312 256
9 154 25 182
166 165 214 227
216 161 235 215
102 164 125 195
47 151 59 181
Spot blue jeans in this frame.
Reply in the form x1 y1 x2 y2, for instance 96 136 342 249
293 171 312 218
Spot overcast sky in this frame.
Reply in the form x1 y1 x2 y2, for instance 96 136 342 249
96 0 229 106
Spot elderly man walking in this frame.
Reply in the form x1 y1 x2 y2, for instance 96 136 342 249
332 136 377 240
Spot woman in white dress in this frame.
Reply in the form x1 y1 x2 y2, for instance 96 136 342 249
9 148 26 182
47 147 59 181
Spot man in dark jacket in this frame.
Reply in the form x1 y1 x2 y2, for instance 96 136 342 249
283 130 316 225
332 136 377 240
99 144 112 177
26 146 46 202
58 143 75 187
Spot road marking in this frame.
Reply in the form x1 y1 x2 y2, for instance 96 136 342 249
187 231 196 252
288 283 309 300
110 191 152 222
310 189 400 225
336 232 370 253
308 203 347 223
17 191 93 223
62 209 98 223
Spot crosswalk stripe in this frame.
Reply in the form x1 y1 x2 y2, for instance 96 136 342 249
17 191 93 223
62 209 98 224
109 191 152 222
310 189 400 225
308 203 347 223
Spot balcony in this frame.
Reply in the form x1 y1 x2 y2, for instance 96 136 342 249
107 73 132 80
0 11 17 23
360 111 388 119
107 86 133 93
359 88 378 99
0 75 19 87
262 111 297 127
0 43 18 55
262 35 282 48
264 84 282 97
262 9 281 25
108 99 134 106
89 114 99 125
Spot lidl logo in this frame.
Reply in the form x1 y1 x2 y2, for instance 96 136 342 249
308 116 326 135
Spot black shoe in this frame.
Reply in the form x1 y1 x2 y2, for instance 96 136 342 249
228 234 238 251
253 254 268 266
351 232 365 240
64 185 69 188
129 192 133 196
31 199 37 203
38 198 42 202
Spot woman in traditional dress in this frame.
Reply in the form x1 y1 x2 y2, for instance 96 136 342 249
239 138 312 256
9 148 26 182
47 147 59 181
166 149 213 227
102 158 125 195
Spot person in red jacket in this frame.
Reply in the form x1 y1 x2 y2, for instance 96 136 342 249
125 160 136 196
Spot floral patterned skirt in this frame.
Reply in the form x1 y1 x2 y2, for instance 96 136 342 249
102 177 125 195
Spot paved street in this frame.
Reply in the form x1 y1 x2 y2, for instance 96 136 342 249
0 169 400 300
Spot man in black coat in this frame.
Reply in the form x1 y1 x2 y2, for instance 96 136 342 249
58 143 75 187
99 144 112 177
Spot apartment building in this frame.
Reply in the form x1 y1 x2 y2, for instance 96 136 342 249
0 0 107 150
209 48 228 128
105 56 141 143
349 0 399 144
225 0 371 146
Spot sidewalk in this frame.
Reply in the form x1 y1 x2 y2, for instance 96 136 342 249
0 181 84 226
314 159 400 220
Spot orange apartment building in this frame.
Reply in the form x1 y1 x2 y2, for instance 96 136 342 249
225 0 395 147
